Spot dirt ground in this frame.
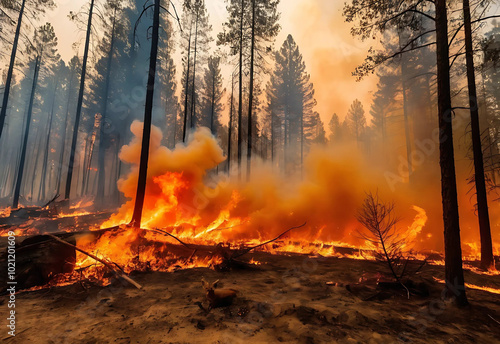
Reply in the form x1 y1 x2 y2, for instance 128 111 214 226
1 251 499 344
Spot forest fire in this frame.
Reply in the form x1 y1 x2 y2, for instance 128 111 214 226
19 121 489 288
1 0 500 342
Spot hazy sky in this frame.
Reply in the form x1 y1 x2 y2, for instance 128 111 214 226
47 0 377 126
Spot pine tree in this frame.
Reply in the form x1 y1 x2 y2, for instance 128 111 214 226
12 23 59 208
180 0 212 140
199 55 225 134
345 99 366 146
65 0 97 201
266 34 317 173
328 113 342 143
0 0 56 141
89 0 128 206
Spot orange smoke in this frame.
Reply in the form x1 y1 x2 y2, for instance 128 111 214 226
102 122 428 250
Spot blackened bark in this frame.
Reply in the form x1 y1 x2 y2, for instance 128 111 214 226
130 0 160 227
13 55 41 208
463 0 494 270
435 0 468 306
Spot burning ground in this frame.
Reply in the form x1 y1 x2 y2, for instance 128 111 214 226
2 252 500 344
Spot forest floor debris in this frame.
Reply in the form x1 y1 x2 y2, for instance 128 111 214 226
1 250 499 344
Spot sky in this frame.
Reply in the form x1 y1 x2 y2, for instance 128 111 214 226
47 0 377 127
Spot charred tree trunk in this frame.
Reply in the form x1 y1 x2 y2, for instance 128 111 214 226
463 0 494 270
97 11 118 206
130 0 160 227
246 0 256 180
0 0 26 140
435 0 467 306
65 0 95 200
13 55 41 208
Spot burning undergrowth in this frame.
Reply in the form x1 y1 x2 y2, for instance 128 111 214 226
6 121 499 291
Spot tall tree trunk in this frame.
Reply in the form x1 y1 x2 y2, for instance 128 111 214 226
80 136 91 196
130 0 160 227
300 108 304 176
84 132 97 195
56 71 76 195
190 10 200 129
65 0 95 200
97 11 117 206
271 110 274 164
182 21 193 142
210 75 216 134
227 73 234 173
246 0 256 180
400 52 414 183
463 0 494 270
435 0 467 306
13 55 40 208
237 0 245 173
39 81 58 202
0 0 26 140
29 125 43 202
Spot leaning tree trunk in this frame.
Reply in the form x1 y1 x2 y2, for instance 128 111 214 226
13 55 41 208
0 0 26 141
463 0 494 270
435 0 467 306
97 11 118 207
65 0 95 200
246 0 256 180
130 0 160 228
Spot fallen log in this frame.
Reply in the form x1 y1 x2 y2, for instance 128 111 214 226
231 222 307 259
2 234 77 291
47 234 142 289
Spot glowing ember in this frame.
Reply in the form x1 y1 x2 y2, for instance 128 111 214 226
433 277 500 295
0 207 11 217
57 210 94 218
